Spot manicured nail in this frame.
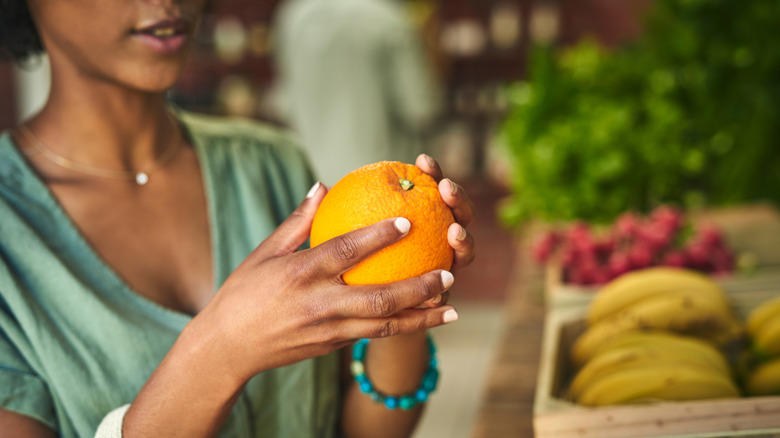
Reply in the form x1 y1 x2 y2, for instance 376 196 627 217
431 294 442 304
423 154 436 168
443 308 459 323
456 224 467 241
394 217 411 234
306 181 321 198
441 270 454 289
445 178 458 196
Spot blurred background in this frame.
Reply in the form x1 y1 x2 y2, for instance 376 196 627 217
2 0 658 188
3 0 779 437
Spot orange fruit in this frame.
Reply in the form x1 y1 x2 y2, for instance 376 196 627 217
310 161 455 285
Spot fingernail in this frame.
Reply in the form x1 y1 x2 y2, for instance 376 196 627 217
306 181 321 198
440 270 454 289
431 294 442 304
456 224 467 241
394 217 411 234
423 154 435 168
445 178 458 196
443 308 459 323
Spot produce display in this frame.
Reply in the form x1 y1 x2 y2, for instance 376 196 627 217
570 267 743 368
569 331 739 407
532 205 736 286
564 267 780 407
310 161 454 285
499 1 780 227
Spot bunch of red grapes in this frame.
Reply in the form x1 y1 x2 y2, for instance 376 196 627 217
531 206 735 286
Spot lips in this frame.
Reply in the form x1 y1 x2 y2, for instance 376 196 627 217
131 19 191 55
133 19 189 37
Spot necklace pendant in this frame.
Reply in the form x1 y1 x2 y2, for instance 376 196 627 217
135 172 149 185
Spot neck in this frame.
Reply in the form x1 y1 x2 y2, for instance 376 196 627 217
25 79 178 174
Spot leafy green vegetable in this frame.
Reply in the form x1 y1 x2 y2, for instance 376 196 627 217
500 0 780 226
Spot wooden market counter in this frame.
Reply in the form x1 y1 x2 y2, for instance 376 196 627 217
470 204 780 438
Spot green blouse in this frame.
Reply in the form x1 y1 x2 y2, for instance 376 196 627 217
0 111 340 437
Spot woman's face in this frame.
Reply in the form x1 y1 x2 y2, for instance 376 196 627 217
27 0 208 92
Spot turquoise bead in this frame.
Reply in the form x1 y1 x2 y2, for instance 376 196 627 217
384 397 399 409
422 369 439 391
400 396 417 410
350 334 440 410
352 340 368 360
359 380 373 394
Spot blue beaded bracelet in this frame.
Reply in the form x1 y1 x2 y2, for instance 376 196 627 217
350 334 439 410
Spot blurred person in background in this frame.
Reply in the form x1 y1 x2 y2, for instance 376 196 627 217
272 0 443 186
0 0 475 437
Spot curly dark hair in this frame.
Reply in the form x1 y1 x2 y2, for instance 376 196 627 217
0 0 44 62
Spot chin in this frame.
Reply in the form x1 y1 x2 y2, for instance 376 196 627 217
119 60 187 93
138 77 181 93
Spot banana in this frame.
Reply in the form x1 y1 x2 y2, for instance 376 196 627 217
568 338 731 400
577 363 740 406
746 356 780 396
572 291 737 367
747 294 780 337
571 314 636 368
587 267 730 325
584 330 728 362
754 315 780 357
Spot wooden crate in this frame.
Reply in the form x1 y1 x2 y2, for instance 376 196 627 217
533 278 780 438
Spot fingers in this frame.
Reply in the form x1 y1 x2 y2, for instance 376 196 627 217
253 181 327 259
439 178 475 227
415 154 443 182
448 222 476 273
414 154 475 272
421 291 450 308
335 270 454 318
338 305 459 340
307 217 411 278
415 154 475 227
299 270 457 346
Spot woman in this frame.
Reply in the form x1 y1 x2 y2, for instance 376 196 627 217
0 0 475 437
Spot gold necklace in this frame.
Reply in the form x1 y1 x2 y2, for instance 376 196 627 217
17 116 181 186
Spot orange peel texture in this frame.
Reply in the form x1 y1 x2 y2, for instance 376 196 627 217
310 161 455 285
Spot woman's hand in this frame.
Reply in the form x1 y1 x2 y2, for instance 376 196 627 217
195 182 458 383
415 154 476 307
124 159 473 438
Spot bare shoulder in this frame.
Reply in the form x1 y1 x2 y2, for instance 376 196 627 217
0 409 56 438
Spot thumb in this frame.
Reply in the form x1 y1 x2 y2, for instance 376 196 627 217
254 182 326 259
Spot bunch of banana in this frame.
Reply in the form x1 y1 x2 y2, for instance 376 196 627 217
571 267 744 368
747 294 780 358
565 267 747 406
568 331 740 406
586 267 732 325
742 294 780 396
